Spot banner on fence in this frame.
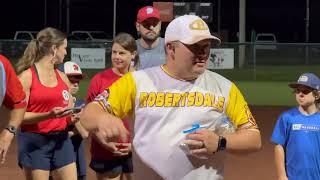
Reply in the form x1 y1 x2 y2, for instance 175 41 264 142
207 48 234 69
71 48 105 69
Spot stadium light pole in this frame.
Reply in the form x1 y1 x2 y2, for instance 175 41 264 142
305 0 309 64
59 0 62 30
44 0 47 27
66 0 70 35
217 0 221 36
238 0 246 68
113 0 116 38
306 0 309 43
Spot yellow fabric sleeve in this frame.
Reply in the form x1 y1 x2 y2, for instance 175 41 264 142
108 73 136 119
225 83 258 129
94 73 136 119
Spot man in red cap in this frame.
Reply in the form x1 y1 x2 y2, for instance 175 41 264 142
135 6 166 70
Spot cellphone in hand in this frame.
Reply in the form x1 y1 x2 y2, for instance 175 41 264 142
65 107 82 113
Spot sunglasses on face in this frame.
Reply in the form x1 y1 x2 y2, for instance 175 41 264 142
293 88 313 95
68 75 82 84
141 18 160 29
180 41 211 55
69 79 80 84
68 77 81 84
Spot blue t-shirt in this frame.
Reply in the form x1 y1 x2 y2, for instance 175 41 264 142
136 37 166 70
75 99 85 108
271 107 320 180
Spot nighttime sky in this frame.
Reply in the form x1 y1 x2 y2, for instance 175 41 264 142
1 0 319 42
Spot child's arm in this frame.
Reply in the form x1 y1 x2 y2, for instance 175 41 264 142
274 144 288 180
74 121 89 139
68 112 89 139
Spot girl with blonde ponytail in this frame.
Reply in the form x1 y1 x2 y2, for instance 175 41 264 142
16 27 66 75
16 27 77 180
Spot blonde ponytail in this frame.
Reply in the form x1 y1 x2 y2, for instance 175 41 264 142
16 39 39 75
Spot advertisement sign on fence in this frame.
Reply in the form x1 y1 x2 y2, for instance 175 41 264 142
207 48 234 69
71 48 105 69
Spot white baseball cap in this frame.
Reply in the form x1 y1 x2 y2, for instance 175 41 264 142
59 61 85 79
164 15 221 45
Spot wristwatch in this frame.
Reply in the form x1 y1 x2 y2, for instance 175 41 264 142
217 136 227 151
5 125 17 136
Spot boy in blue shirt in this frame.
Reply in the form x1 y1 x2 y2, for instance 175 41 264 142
271 73 320 180
59 61 88 180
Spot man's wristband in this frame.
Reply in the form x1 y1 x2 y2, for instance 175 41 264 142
217 136 227 151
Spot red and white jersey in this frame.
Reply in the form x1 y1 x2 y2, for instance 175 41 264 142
94 66 258 180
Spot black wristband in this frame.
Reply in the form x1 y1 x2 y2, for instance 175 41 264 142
217 136 227 151
5 125 17 136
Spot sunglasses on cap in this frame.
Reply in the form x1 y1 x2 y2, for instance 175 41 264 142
293 87 314 95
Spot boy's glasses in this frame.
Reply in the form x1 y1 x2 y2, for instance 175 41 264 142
68 75 82 84
293 88 313 95
69 78 80 84
70 79 80 84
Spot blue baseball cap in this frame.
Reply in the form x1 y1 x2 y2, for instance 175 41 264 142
289 73 320 90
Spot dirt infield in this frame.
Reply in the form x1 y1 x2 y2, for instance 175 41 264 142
0 106 288 180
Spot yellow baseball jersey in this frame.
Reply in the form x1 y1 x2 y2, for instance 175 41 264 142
95 66 258 180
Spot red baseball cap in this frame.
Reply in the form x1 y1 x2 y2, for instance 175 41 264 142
137 6 160 23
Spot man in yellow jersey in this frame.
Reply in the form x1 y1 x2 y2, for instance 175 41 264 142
81 15 261 180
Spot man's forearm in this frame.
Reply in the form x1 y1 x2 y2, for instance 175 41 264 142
224 129 261 153
80 102 129 143
80 102 109 132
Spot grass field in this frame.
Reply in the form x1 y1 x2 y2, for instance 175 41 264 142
235 81 296 106
81 65 320 82
213 65 320 81
77 65 314 107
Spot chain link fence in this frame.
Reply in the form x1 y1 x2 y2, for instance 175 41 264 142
1 40 320 81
